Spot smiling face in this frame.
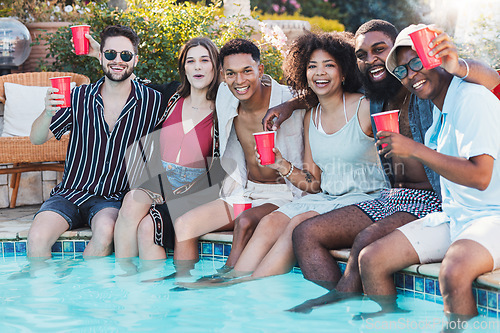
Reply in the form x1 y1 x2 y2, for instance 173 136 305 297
222 53 264 102
397 47 448 106
184 45 215 91
355 31 402 101
355 31 393 84
306 49 343 98
100 36 138 82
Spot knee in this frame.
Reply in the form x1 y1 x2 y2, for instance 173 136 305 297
235 214 259 234
291 219 316 249
174 215 199 242
137 218 154 244
358 243 386 278
118 190 150 222
92 217 115 241
439 260 472 294
352 227 377 251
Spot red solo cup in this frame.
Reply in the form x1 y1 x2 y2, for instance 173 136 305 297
49 76 72 108
253 131 276 165
372 110 399 148
492 70 500 100
233 200 252 218
409 26 442 70
70 25 90 55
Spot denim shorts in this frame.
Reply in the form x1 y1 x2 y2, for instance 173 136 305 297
35 195 122 230
162 161 206 190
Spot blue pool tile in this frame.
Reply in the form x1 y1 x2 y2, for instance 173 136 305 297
403 290 415 297
63 241 74 253
74 241 86 252
478 307 488 316
395 273 404 288
223 244 231 257
4 242 14 254
435 296 443 305
338 262 346 274
201 243 213 255
424 294 436 303
424 278 435 295
414 276 424 292
213 243 224 256
0 243 3 256
15 241 26 255
51 241 62 252
488 291 498 309
436 280 441 296
488 309 498 318
478 289 487 307
415 292 425 300
473 288 478 302
404 274 414 291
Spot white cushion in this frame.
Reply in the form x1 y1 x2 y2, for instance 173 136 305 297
1 81 75 137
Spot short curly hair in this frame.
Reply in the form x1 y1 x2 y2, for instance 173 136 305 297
219 38 260 68
284 31 361 108
354 19 398 43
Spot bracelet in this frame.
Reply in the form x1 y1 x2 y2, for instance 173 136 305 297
458 58 469 80
279 162 294 178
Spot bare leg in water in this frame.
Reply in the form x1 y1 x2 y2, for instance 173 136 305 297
289 209 416 313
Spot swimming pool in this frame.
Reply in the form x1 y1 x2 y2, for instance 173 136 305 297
1 254 500 332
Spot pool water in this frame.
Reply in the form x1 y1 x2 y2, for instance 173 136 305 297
1 255 500 333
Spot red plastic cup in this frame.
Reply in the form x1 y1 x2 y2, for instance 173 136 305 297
253 131 276 165
409 26 442 70
70 25 90 55
372 110 400 148
233 199 252 218
49 76 72 108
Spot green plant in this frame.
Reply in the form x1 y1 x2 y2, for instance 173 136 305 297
2 0 91 23
255 12 344 33
44 0 286 83
457 14 500 70
333 0 429 32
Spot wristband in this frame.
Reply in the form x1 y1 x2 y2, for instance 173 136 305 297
458 58 469 80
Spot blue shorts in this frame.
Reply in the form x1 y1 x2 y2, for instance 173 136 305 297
162 161 206 189
35 195 122 230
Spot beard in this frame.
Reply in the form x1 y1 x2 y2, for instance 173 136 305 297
358 66 402 102
103 63 135 82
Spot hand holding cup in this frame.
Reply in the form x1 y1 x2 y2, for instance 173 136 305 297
44 87 64 118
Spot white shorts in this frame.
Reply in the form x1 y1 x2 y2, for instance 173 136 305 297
223 180 294 208
398 213 500 269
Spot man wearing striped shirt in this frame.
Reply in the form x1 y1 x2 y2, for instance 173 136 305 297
28 25 166 258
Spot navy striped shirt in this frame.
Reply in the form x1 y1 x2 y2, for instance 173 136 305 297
49 77 166 206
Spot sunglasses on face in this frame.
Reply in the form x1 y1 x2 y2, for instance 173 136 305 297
103 49 135 62
393 57 424 80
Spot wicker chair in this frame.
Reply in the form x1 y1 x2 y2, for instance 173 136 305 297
0 72 90 208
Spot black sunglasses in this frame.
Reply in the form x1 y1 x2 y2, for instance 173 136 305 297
103 49 135 62
393 57 423 80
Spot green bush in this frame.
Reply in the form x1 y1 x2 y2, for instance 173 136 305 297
43 0 286 83
255 12 344 33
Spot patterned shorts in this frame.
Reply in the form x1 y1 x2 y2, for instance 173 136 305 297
354 188 442 222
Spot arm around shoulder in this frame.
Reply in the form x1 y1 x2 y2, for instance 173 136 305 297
455 59 500 90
